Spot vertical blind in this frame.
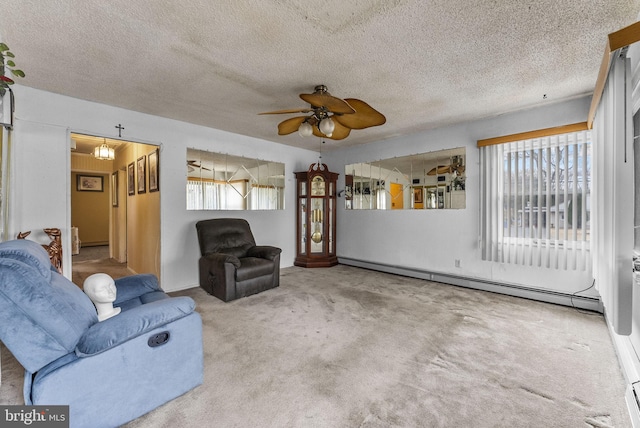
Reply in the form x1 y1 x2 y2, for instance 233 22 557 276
186 180 246 210
249 185 283 210
480 130 592 270
187 180 283 210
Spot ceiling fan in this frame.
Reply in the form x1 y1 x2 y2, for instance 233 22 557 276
259 85 386 140
427 155 465 176
187 160 211 173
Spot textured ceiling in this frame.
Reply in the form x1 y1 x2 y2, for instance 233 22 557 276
1 1 639 151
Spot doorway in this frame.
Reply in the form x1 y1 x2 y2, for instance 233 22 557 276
390 182 404 209
70 133 161 285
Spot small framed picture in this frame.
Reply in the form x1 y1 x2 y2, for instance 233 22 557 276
148 148 159 192
137 155 146 194
127 162 135 196
111 171 118 207
77 174 103 192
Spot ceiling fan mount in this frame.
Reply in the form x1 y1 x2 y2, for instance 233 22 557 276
259 85 386 140
310 84 329 96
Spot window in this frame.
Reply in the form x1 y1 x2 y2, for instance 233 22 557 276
480 129 591 270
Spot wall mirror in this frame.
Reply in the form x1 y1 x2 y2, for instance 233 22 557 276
186 148 285 210
344 147 466 210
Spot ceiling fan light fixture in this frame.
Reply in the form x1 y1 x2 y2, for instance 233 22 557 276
94 139 114 160
298 121 313 137
319 117 335 136
260 85 385 141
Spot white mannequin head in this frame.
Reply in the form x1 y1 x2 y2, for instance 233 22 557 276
83 273 121 321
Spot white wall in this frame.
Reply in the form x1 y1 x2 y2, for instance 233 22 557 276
7 84 596 296
323 96 597 297
9 86 318 291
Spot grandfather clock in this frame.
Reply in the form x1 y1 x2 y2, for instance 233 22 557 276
295 162 338 267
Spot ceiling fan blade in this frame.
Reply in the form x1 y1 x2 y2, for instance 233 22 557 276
259 108 313 115
277 116 307 135
333 98 386 129
300 93 355 114
264 86 385 140
426 165 453 176
312 120 351 140
187 160 211 171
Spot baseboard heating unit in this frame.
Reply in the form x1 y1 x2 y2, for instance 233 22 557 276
338 257 602 313
628 382 640 427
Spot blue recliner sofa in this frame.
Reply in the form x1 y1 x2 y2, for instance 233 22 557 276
0 239 204 428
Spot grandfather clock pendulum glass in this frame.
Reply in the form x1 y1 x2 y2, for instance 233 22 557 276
294 162 338 267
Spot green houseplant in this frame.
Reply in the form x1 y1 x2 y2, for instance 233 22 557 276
0 43 25 91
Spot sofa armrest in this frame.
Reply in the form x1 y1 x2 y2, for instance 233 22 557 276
75 296 196 357
114 274 162 305
202 252 241 269
247 246 282 261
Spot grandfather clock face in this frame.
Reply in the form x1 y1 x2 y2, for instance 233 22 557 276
311 175 325 196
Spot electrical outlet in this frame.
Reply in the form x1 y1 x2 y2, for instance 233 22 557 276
455 259 461 268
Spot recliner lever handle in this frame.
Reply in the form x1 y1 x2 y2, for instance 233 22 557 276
148 331 170 347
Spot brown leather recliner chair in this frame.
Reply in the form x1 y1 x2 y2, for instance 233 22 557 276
196 218 282 302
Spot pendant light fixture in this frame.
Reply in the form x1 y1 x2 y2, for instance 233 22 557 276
94 138 115 160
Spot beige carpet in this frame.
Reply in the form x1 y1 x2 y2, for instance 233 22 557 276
0 265 631 427
71 245 130 287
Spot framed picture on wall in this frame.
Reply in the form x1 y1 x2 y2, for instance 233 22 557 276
111 171 118 207
77 175 103 192
413 187 423 204
127 162 135 196
137 155 146 194
148 148 159 192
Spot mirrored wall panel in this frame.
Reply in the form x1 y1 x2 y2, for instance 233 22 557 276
187 148 285 210
344 147 465 210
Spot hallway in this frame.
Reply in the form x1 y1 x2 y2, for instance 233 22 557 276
72 245 131 287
